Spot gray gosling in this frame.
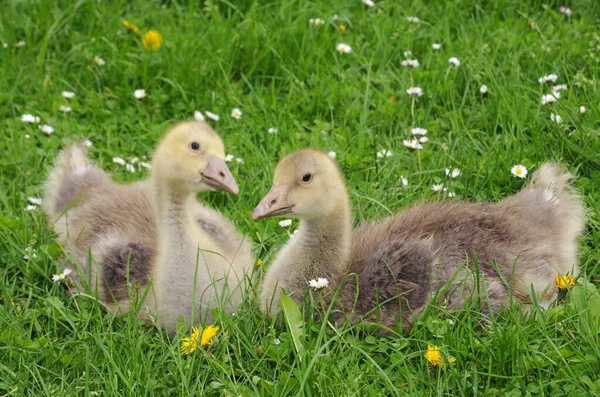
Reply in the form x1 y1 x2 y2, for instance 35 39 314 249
253 149 584 331
43 121 253 334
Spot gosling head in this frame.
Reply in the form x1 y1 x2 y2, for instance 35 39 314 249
152 121 239 194
252 149 348 220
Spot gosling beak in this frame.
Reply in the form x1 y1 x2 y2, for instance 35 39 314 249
202 156 240 195
252 184 293 220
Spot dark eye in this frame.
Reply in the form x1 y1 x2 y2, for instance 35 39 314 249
302 173 312 182
190 142 201 152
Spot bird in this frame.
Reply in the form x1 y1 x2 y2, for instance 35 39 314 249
252 149 584 331
43 121 254 334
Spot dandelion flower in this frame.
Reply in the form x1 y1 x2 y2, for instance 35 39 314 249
424 345 456 369
62 91 75 99
336 43 352 53
480 84 488 94
431 184 444 192
279 219 292 228
328 151 336 159
579 106 586 114
411 127 427 136
200 325 219 347
141 30 163 51
51 268 72 283
180 326 199 355
555 275 575 291
21 114 40 123
511 164 528 179
338 25 346 31
39 124 54 135
122 20 140 34
377 149 393 158
538 73 558 84
362 0 375 6
268 127 278 134
407 16 420 23
134 89 146 99
231 108 242 119
205 111 220 121
432 43 441 50
403 139 423 150
93 56 105 66
550 113 563 124
59 105 72 113
113 157 126 166
406 87 423 97
401 59 420 68
448 57 461 67
194 111 205 121
308 277 329 290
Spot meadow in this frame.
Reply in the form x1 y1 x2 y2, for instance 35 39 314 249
1 0 600 395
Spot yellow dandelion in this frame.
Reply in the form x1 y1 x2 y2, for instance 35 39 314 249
555 275 575 291
142 30 163 51
200 324 219 346
339 24 346 31
424 345 455 370
122 20 140 34
256 259 264 267
180 326 199 355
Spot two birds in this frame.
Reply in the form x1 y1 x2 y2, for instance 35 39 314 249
43 121 585 334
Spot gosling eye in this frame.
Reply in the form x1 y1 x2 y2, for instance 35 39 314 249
302 173 312 183
189 142 201 153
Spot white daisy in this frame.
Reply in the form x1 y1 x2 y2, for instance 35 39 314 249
403 50 412 58
16 41 26 48
432 43 441 50
125 163 136 173
511 164 528 178
129 157 139 164
59 105 72 113
25 134 30 139
25 204 38 211
431 184 444 192
139 162 152 170
377 149 393 158
194 111 205 121
28 197 42 205
362 0 375 6
407 16 420 23
2 43 7 48
444 168 461 178
328 151 336 159
406 87 423 97
279 219 292 228
418 137 429 144
62 91 75 99
21 114 40 123
411 127 427 136
39 124 54 135
447 192 456 198
538 73 558 84
308 277 329 290
274 338 281 345
231 108 242 119
205 111 220 121
309 18 325 25
403 139 423 150
448 57 461 67
552 84 567 92
579 106 586 114
93 56 105 66
401 59 420 68
336 43 352 54
84 139 93 147
112 157 126 166
480 84 488 94
268 127 278 134
134 89 146 99
235 157 244 164
225 154 235 162
550 113 563 124
541 93 560 104
401 176 409 186
52 268 72 283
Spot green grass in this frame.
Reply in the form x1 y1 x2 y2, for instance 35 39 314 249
2 0 600 395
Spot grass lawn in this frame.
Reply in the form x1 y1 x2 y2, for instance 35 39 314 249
2 0 600 395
